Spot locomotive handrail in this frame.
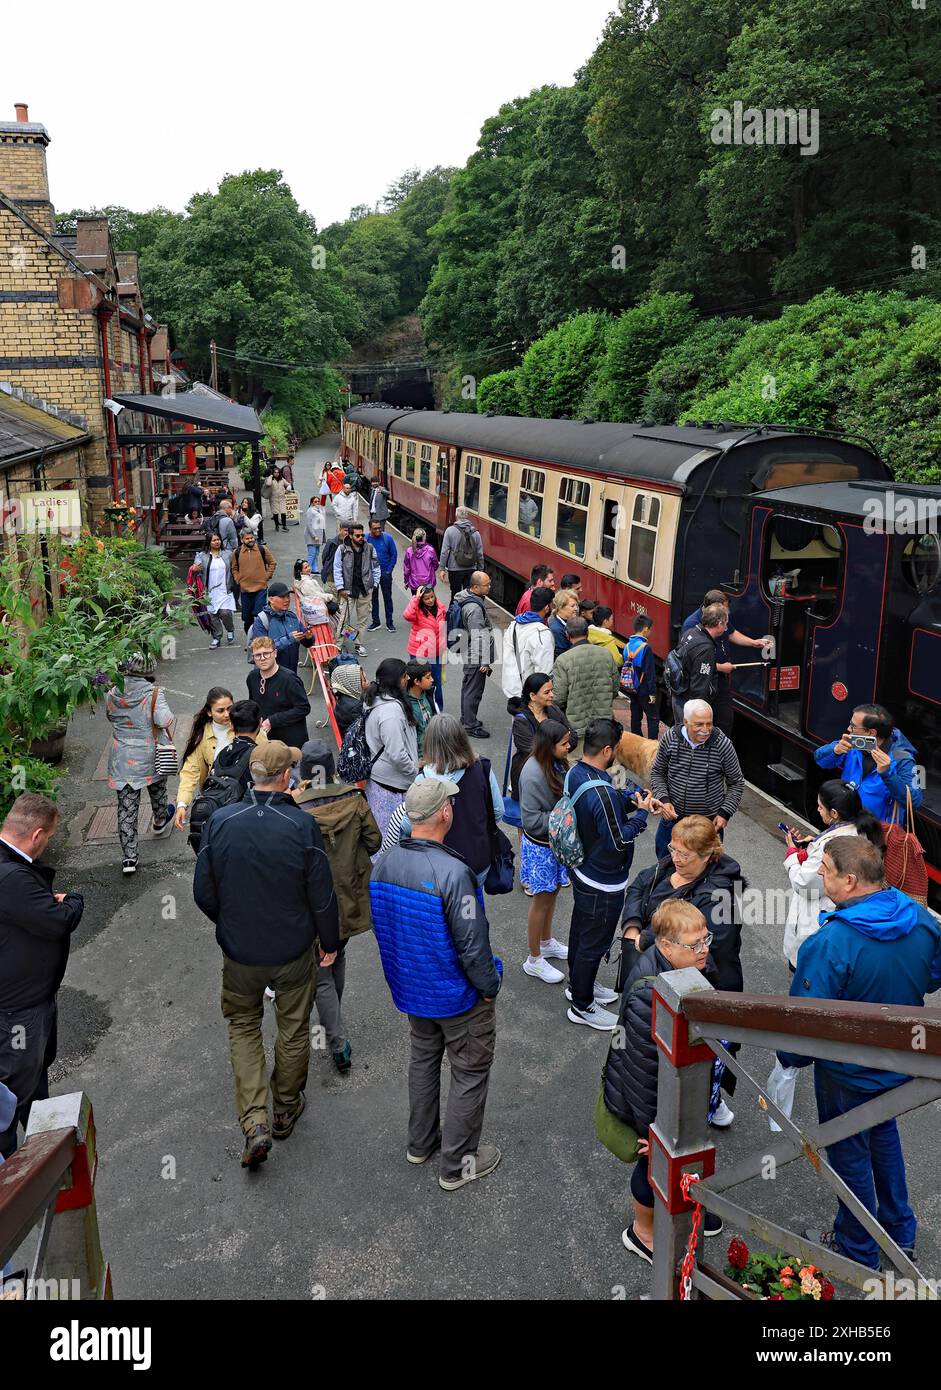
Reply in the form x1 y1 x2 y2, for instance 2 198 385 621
647 970 940 1301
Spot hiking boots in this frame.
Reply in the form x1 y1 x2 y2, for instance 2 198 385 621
272 1092 306 1141
241 1125 272 1170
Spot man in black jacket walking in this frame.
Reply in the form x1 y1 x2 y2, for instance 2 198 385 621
194 742 340 1170
673 603 730 726
0 794 84 1157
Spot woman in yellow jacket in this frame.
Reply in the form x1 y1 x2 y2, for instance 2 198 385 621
174 687 270 828
587 605 625 665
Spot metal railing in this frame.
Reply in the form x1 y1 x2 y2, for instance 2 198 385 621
647 969 941 1300
0 1092 111 1300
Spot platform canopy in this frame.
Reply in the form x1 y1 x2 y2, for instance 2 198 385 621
111 391 264 446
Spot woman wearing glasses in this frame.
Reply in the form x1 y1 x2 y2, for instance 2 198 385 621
620 814 745 1126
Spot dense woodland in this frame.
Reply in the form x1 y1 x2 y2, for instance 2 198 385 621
61 0 941 479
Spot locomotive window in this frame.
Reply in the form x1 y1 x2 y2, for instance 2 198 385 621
490 460 510 525
518 468 545 538
406 441 416 483
464 455 481 511
627 492 660 588
556 476 590 557
601 499 620 561
392 438 403 477
420 444 432 489
903 535 941 595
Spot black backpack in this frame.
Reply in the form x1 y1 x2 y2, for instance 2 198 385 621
188 742 254 853
663 647 689 699
452 526 478 569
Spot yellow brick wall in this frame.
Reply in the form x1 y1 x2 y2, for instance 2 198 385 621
0 134 54 235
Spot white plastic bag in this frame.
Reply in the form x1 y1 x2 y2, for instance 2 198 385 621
766 1059 799 1133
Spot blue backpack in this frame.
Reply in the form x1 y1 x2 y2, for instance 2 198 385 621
620 635 649 693
548 770 612 868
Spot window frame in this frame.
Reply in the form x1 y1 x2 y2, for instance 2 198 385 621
392 436 403 477
556 475 591 558
464 454 482 512
626 491 661 590
419 443 433 490
518 467 545 538
489 458 511 527
405 440 416 484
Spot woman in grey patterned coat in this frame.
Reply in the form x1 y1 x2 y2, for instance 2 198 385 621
105 652 176 875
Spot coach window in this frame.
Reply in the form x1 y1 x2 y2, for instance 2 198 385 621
556 477 590 557
601 499 620 561
406 441 416 483
490 460 510 525
392 437 403 477
627 493 660 588
420 444 432 489
464 455 482 510
518 468 545 538
437 448 450 495
903 534 941 595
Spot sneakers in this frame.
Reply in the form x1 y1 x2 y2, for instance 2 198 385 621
438 1144 501 1191
622 1224 653 1265
468 726 490 739
386 624 396 633
226 631 235 644
241 1124 272 1169
366 621 382 632
704 1211 723 1236
356 645 368 657
567 1001 619 1032
406 1138 442 1165
710 1099 735 1128
565 983 618 1006
523 955 564 984
332 1041 352 1073
210 638 221 649
541 937 568 960
272 1092 305 1141
121 858 137 876
152 806 175 837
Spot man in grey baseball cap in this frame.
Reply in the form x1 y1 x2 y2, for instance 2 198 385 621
370 769 503 1191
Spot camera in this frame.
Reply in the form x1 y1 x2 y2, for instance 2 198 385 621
847 734 877 752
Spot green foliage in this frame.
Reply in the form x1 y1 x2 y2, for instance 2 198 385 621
589 294 697 422
477 369 522 416
641 318 753 424
56 205 184 253
436 365 479 413
514 313 612 418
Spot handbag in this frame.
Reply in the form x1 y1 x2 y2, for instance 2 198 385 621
150 688 179 779
481 757 515 895
881 785 928 905
594 976 656 1164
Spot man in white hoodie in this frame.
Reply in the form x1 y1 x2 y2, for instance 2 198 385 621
502 587 556 697
332 481 361 528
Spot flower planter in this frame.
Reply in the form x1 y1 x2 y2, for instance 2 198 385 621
29 724 68 765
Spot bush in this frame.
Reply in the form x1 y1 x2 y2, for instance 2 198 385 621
513 312 611 419
587 293 697 422
477 368 522 415
641 317 753 424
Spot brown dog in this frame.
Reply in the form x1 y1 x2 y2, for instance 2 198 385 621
615 729 658 787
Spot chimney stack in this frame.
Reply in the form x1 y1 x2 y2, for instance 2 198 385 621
0 102 55 235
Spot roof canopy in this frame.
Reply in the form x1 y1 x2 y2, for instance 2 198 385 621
113 392 263 444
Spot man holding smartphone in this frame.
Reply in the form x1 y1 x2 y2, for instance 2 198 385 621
814 703 924 821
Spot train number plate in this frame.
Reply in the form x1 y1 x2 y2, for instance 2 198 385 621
769 666 800 691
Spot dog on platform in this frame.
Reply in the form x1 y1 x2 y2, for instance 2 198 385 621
615 729 659 788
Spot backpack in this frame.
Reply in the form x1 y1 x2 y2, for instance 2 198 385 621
662 646 689 699
446 592 483 652
246 608 271 663
337 708 379 784
547 769 613 868
205 512 224 539
620 635 648 694
452 525 477 569
188 742 255 853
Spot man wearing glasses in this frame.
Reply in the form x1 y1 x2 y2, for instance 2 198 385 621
650 699 745 860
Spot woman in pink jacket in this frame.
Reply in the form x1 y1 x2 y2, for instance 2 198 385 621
403 585 446 707
402 528 439 593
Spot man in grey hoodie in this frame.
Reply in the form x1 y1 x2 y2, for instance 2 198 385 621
439 508 485 598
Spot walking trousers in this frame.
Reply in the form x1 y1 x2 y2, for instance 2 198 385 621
407 998 496 1180
221 947 316 1133
313 942 347 1052
116 779 169 860
0 998 56 1159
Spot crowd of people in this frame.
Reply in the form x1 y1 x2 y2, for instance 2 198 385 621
2 467 938 1289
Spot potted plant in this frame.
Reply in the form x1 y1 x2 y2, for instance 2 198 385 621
725 1238 835 1300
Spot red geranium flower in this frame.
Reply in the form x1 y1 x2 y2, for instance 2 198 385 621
727 1237 749 1269
819 1278 835 1301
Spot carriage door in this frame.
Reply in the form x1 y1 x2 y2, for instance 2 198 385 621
436 446 455 535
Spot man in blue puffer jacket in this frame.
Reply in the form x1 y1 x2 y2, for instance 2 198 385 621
778 835 941 1270
370 778 503 1192
814 703 924 821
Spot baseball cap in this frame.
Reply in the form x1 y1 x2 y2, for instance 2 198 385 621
299 738 336 782
249 740 301 779
405 777 460 824
267 581 290 598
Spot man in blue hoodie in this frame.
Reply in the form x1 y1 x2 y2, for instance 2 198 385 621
814 703 924 821
565 717 654 1031
778 835 941 1269
366 518 398 633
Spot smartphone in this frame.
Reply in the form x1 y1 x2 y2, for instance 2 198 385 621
778 821 791 833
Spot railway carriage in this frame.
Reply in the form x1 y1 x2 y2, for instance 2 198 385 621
342 404 941 892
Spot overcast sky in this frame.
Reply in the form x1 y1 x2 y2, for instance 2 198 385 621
7 0 617 229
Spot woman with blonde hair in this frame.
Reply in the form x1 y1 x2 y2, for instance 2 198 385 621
402 527 438 594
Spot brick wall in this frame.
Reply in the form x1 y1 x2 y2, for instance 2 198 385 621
0 126 55 236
